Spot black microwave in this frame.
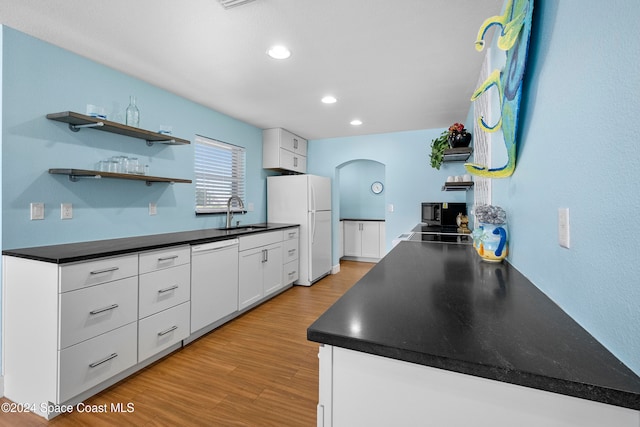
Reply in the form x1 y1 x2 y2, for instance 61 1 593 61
421 202 467 228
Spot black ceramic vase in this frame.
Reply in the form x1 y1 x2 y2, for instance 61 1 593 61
448 131 472 148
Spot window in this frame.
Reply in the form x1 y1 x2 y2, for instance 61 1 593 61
194 135 246 214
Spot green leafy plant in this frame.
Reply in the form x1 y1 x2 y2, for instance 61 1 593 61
429 130 449 170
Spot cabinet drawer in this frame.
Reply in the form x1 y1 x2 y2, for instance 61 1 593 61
59 254 138 293
138 302 189 362
239 230 283 251
58 322 137 403
283 238 299 263
139 245 190 274
59 276 138 349
139 264 190 319
284 227 299 241
283 260 299 285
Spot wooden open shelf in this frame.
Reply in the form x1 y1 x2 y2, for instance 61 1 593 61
49 169 192 186
46 111 190 146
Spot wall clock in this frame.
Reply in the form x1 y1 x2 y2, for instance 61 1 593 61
371 181 384 194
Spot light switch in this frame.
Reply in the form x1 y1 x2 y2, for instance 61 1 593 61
149 202 157 216
30 202 45 220
558 208 570 248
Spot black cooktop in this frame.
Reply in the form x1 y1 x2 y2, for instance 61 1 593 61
410 223 472 244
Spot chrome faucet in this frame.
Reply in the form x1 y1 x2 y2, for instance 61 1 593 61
226 196 245 228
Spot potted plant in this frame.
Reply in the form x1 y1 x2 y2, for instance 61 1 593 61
429 123 472 170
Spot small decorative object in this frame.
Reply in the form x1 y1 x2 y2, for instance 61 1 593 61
430 122 473 170
472 205 508 262
456 213 471 234
126 95 140 127
447 123 472 148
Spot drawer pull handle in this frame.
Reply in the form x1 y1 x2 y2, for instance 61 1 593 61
288 232 296 238
89 303 119 315
157 255 179 262
288 249 296 255
158 285 179 294
89 266 119 275
288 271 296 277
89 352 118 368
158 325 178 336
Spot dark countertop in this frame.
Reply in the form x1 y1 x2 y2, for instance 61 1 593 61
307 241 640 410
2 223 298 264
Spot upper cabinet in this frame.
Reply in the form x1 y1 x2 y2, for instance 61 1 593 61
262 128 307 173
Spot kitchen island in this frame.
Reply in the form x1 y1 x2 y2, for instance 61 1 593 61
308 241 640 426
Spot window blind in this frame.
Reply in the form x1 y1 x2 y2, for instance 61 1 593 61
194 135 246 214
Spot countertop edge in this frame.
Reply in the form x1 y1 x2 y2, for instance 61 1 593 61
2 224 300 264
306 330 640 411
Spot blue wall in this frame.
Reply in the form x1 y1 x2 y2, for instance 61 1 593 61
339 160 386 220
1 26 269 250
309 0 640 375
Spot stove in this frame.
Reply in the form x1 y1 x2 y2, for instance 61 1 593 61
408 223 473 245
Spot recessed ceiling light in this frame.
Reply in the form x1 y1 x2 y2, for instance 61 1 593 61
267 45 291 59
321 95 337 104
350 119 363 126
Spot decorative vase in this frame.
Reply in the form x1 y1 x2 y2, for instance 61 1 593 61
448 131 472 148
472 222 508 262
126 95 140 127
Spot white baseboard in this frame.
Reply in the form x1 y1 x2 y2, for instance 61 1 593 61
331 264 341 275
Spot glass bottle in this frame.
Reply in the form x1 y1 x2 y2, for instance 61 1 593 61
125 95 140 127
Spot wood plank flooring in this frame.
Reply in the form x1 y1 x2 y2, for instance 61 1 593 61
0 261 373 427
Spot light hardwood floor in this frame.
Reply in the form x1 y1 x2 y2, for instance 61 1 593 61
0 261 373 427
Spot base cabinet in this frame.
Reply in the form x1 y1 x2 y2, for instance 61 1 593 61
317 345 639 427
342 220 385 262
2 245 191 419
239 232 284 310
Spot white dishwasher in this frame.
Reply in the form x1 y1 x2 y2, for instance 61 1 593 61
190 238 239 334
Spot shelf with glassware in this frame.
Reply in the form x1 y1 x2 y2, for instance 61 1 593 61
46 111 190 146
48 169 191 186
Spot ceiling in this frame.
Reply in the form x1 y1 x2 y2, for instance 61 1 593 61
0 0 503 140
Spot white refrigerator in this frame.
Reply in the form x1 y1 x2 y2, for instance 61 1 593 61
267 174 332 286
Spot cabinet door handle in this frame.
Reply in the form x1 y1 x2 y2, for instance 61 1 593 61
359 223 363 231
89 352 118 368
89 266 119 275
293 157 298 167
157 255 179 262
264 249 269 263
288 270 296 277
89 303 119 315
158 284 179 294
157 325 178 336
293 138 298 149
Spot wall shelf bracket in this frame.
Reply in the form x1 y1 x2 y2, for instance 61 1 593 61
69 122 104 132
146 139 176 147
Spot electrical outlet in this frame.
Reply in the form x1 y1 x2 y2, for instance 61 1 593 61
149 202 157 216
30 202 45 220
61 203 73 220
558 208 570 248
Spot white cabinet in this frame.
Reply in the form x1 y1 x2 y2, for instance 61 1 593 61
3 246 191 419
137 246 191 362
263 127 308 173
190 239 239 335
282 228 300 285
317 345 640 427
342 220 386 262
239 231 284 310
